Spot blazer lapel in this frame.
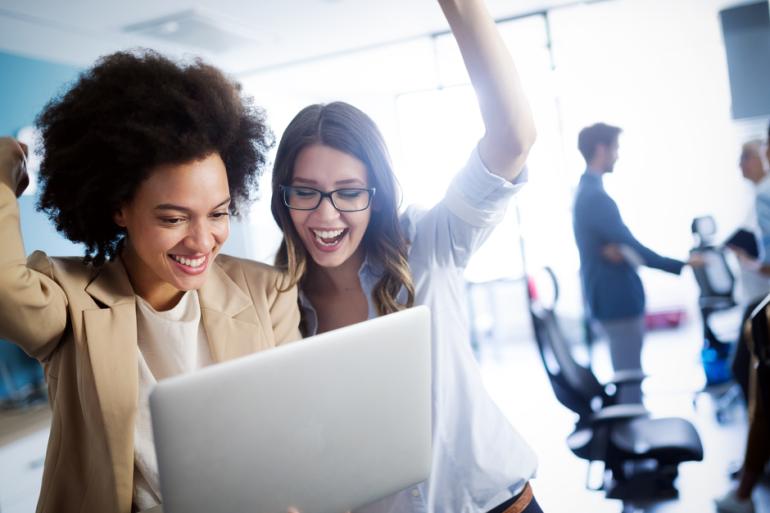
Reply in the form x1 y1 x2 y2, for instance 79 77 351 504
83 258 138 512
198 261 265 363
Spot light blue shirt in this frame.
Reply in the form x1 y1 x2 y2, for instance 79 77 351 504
756 174 770 264
299 146 537 513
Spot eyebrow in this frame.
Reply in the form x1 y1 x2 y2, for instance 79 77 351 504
292 178 366 186
154 198 231 212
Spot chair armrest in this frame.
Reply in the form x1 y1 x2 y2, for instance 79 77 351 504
605 369 647 385
589 404 649 424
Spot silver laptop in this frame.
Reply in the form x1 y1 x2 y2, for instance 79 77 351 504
150 305 432 513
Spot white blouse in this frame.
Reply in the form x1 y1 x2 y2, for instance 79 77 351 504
300 146 537 513
132 291 214 511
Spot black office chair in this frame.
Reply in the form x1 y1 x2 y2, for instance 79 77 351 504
690 216 737 385
526 268 704 506
689 215 752 425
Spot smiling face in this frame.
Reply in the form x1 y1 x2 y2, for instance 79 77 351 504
288 144 372 270
114 152 230 310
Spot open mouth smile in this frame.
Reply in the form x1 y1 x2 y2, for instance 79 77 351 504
169 253 209 274
311 228 348 247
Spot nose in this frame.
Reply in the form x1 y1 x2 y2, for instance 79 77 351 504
312 195 340 220
185 218 220 253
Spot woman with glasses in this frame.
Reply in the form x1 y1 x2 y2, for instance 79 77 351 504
270 0 542 512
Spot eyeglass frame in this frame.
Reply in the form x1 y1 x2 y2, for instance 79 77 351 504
279 184 377 212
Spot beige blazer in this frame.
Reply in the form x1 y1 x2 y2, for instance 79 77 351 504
0 183 301 513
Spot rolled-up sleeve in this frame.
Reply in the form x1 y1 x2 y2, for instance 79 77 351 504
404 145 527 270
444 145 526 228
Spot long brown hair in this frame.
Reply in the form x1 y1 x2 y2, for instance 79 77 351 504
271 102 415 316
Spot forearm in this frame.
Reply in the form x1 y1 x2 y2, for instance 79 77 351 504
438 0 535 181
0 184 67 359
0 183 27 266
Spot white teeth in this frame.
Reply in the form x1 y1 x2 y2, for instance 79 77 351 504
312 228 345 239
171 255 205 268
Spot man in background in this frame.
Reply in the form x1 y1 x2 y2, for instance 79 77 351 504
731 138 770 280
730 139 770 404
572 122 701 404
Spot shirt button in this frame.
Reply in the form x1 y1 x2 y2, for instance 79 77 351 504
411 489 420 497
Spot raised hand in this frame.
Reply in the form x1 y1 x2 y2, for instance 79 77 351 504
0 137 30 197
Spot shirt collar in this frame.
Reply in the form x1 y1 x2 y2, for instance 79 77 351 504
582 169 604 188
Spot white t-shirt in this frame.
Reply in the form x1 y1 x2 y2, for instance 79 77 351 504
132 291 214 511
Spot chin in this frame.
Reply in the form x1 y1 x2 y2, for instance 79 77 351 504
172 273 209 291
308 246 354 268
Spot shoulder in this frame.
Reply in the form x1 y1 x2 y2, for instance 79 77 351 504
575 182 608 205
214 254 292 291
399 205 428 243
28 251 96 285
757 178 770 200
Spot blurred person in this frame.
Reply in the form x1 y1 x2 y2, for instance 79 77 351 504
270 1 543 511
730 138 770 279
729 140 770 405
572 122 702 404
716 130 770 513
0 51 300 513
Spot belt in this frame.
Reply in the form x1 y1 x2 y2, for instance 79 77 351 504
489 482 534 513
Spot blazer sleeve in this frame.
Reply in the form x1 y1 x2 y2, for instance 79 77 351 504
0 183 68 361
583 190 685 275
268 271 302 346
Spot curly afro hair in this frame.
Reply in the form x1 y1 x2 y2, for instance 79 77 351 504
35 49 273 265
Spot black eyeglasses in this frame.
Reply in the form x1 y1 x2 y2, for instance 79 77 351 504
280 185 376 212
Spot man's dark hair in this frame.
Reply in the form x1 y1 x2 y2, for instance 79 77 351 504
577 122 622 163
36 50 273 265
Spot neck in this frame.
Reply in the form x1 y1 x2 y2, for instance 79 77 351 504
586 163 605 176
305 247 366 296
121 242 183 311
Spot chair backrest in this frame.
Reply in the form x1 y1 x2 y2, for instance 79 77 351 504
690 216 735 300
692 215 717 248
527 269 604 423
692 248 735 300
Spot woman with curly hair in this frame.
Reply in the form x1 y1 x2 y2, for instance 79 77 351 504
0 51 300 513
271 1 541 512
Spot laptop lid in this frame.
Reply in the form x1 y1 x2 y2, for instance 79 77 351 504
150 305 431 513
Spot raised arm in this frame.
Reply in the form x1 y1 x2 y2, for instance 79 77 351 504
439 0 536 181
0 137 68 360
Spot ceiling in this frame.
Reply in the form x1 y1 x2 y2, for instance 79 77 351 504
0 0 582 77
